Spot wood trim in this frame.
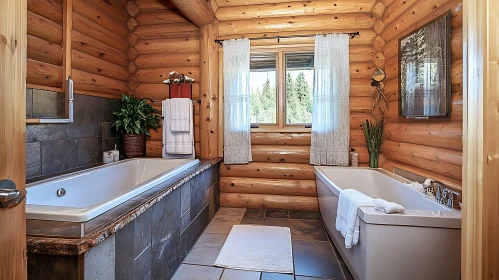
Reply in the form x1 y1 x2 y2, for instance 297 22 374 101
63 0 72 119
462 0 499 278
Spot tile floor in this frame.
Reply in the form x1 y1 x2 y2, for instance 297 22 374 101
172 208 353 280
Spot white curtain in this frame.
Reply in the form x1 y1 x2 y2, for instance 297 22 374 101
310 34 350 166
223 38 252 164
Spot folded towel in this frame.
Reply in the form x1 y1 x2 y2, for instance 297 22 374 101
162 100 195 158
170 98 191 132
373 198 405 214
335 189 374 249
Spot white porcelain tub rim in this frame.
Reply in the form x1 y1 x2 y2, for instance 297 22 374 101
315 166 461 229
26 158 200 222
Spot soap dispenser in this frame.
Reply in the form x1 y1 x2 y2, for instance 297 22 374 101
111 144 120 162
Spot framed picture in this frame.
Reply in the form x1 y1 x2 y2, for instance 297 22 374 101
398 11 452 118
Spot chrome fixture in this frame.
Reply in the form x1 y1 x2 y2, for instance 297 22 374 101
428 180 461 209
56 188 67 197
0 179 25 209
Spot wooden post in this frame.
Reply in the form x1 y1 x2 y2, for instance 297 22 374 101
168 0 215 27
462 0 499 278
199 21 219 158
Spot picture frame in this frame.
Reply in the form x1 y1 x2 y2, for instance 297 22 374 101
398 11 452 119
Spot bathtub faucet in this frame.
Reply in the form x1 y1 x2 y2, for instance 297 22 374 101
429 180 461 209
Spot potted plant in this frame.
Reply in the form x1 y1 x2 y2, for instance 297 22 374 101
112 94 161 158
361 117 386 168
163 71 195 99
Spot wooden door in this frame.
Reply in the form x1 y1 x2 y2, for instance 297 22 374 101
0 0 28 279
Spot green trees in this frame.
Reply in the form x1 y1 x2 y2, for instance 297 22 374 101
286 71 312 124
250 71 312 124
250 79 277 123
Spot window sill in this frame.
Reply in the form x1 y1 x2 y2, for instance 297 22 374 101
251 127 312 133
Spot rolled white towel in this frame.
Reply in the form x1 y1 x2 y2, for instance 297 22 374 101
373 198 405 214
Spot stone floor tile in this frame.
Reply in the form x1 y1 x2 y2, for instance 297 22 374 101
265 209 290 219
240 209 265 225
289 220 328 241
260 272 294 280
171 264 223 280
289 211 322 221
263 218 290 227
220 269 261 280
216 207 247 217
203 215 242 234
293 240 343 279
182 233 228 266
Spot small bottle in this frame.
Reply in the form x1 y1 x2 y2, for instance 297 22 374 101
111 144 120 162
103 151 114 164
350 148 359 167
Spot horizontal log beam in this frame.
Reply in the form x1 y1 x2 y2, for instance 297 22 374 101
71 31 129 67
385 122 463 151
28 0 63 24
73 12 128 52
220 162 315 180
169 0 215 27
251 133 311 146
135 52 200 68
245 29 376 46
135 37 200 54
220 177 317 196
73 0 129 37
27 35 63 66
146 140 201 157
27 11 63 45
72 50 129 81
220 193 319 211
134 23 199 40
381 160 462 191
218 13 376 36
27 59 63 88
134 83 200 100
72 69 129 96
251 145 310 163
215 0 376 21
135 67 200 84
135 9 190 25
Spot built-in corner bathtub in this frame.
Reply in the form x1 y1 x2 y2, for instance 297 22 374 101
26 158 199 222
315 167 461 280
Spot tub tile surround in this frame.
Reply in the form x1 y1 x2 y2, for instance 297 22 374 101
26 158 221 280
174 207 352 280
25 94 122 179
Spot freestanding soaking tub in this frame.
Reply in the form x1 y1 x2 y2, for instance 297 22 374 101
26 158 199 222
315 167 461 280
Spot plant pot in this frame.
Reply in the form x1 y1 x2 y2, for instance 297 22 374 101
169 83 192 99
122 133 145 158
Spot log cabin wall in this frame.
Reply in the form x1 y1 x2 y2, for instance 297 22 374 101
377 0 464 192
216 0 381 211
27 0 131 97
129 0 201 157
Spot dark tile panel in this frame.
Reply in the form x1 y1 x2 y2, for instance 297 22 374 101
151 187 181 280
261 272 294 280
289 220 328 242
181 209 191 233
26 124 66 143
65 94 103 139
189 175 206 220
102 97 120 123
26 165 41 179
41 139 78 176
134 208 152 256
26 142 41 168
32 89 65 119
115 219 135 280
181 205 209 260
27 253 78 280
181 178 192 216
26 88 33 118
77 137 102 166
135 245 152 280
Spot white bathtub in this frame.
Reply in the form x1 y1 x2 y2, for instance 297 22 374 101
315 167 461 280
26 158 199 222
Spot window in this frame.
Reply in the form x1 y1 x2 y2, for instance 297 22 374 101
250 53 277 125
285 53 314 124
249 49 314 129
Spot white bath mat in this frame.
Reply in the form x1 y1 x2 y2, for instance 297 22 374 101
214 225 293 274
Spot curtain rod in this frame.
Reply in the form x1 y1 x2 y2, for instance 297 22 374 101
214 32 360 46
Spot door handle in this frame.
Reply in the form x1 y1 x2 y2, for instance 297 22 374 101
0 179 25 209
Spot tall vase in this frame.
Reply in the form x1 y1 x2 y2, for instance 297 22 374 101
369 151 379 168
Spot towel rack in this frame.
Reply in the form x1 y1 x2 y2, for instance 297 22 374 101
153 100 201 104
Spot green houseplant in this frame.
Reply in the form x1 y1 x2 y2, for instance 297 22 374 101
112 94 161 158
361 117 386 168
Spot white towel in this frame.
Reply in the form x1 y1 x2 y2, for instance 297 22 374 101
162 100 195 158
373 198 405 214
169 98 191 132
335 189 374 249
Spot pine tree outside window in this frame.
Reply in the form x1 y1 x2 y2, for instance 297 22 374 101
248 48 314 130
